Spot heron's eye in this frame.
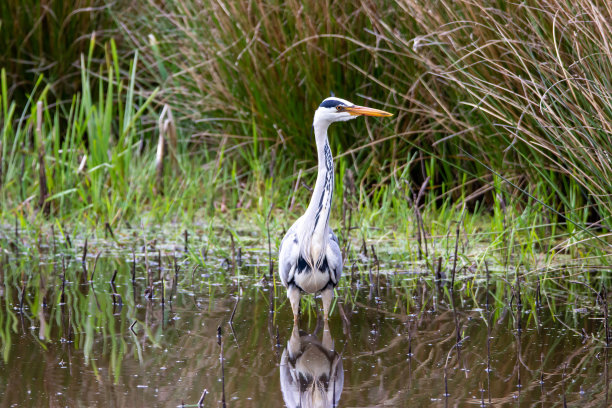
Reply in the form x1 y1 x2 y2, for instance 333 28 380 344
336 105 344 112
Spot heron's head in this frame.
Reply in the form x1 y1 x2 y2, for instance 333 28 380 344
313 97 393 127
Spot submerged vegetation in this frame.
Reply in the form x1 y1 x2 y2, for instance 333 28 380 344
0 0 611 405
0 239 610 405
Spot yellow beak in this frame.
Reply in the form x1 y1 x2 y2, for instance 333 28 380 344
343 105 393 117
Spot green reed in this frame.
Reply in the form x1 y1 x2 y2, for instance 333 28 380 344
112 0 612 253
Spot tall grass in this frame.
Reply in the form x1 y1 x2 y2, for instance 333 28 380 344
0 39 161 225
382 0 612 241
0 0 112 106
117 0 612 248
0 36 301 232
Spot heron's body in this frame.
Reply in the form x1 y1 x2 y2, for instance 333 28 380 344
279 97 392 323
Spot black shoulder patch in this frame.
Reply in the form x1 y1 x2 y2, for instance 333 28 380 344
320 257 329 272
319 99 346 109
297 256 308 273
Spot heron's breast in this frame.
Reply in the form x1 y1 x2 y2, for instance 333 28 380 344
294 256 332 294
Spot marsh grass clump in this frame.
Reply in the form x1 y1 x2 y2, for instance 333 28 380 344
117 0 612 252
386 0 612 242
116 0 400 175
0 0 112 107
0 40 161 224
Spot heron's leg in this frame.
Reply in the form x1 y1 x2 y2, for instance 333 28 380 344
288 285 301 324
321 286 334 321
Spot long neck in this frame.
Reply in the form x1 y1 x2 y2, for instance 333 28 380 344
296 121 334 268
304 122 334 233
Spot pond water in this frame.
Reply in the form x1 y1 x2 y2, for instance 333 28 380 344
0 243 609 407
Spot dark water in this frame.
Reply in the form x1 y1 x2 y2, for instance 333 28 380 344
0 251 609 407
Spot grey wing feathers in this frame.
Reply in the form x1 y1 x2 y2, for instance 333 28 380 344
329 230 340 245
327 229 343 285
279 229 299 288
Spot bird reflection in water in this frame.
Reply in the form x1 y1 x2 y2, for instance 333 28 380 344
280 321 343 408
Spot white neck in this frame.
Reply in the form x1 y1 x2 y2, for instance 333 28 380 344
305 122 334 227
300 121 334 266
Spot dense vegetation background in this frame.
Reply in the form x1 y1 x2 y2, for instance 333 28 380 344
1 0 610 253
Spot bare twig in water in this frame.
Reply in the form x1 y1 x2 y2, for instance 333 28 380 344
217 325 226 408
415 177 430 261
229 296 239 325
145 243 153 299
184 229 189 253
104 222 115 241
435 256 443 284
51 224 56 255
450 209 465 290
361 233 368 258
266 204 274 280
540 352 545 400
228 298 240 349
161 276 165 307
36 101 49 216
19 279 27 313
169 254 179 305
515 266 522 334
81 237 88 282
443 342 460 407
88 255 102 312
60 255 66 305
485 260 490 310
371 245 380 297
536 276 541 309
90 251 102 281
131 248 136 283
157 249 162 284
603 285 610 347
562 363 567 408
605 347 609 407
486 312 492 405
229 232 236 274
197 389 208 407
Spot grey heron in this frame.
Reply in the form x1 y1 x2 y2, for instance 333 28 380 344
278 97 392 323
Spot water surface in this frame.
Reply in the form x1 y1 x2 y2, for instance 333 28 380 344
0 244 609 407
